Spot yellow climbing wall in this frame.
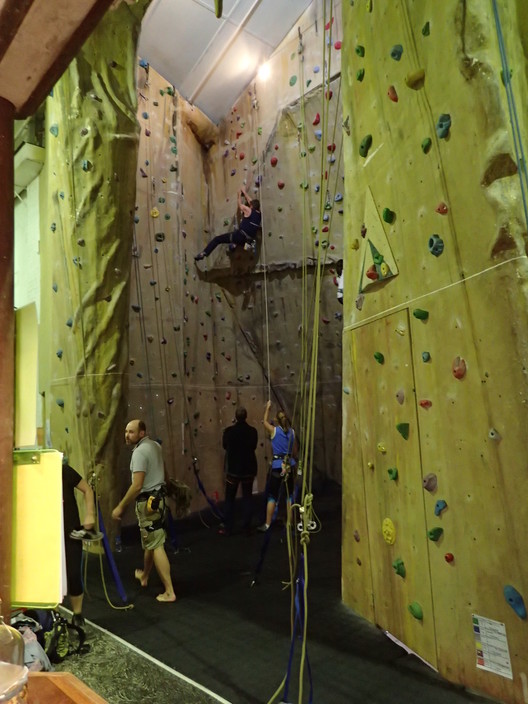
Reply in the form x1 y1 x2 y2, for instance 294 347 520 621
341 1 528 701
127 4 346 510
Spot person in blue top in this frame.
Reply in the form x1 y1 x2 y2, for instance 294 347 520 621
258 400 298 532
194 187 261 260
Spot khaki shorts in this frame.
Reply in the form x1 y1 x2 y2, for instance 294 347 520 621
135 496 166 550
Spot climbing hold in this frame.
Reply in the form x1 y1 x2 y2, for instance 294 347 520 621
77 238 85 247
419 399 432 409
382 517 396 545
444 553 454 563
359 135 373 158
313 113 320 125
314 129 322 140
325 89 333 100
353 530 360 542
422 21 430 36
366 265 378 281
155 232 165 242
66 318 73 328
395 389 405 405
278 181 285 190
56 349 63 359
504 586 527 619
428 234 444 256
390 45 403 61
413 308 429 320
50 223 57 232
427 527 443 542
388 468 398 481
436 202 448 215
225 391 231 401
367 461 374 470
270 156 278 167
49 124 59 137
82 160 92 172
355 45 365 57
334 193 343 202
377 442 387 454
392 558 405 577
356 294 365 310
382 208 395 224
436 114 451 139
327 143 336 153
239 152 245 160
387 85 398 102
56 398 65 408
423 473 437 492
421 138 432 154
452 356 467 379
351 239 359 250
374 352 385 364
396 423 409 440
422 352 431 362
335 41 342 50
488 428 502 442
131 304 141 313
150 208 160 218
356 69 365 82
52 283 58 293
434 499 447 516
405 69 425 90
343 387 350 394
408 602 423 620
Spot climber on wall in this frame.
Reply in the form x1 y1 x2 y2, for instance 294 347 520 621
194 186 261 260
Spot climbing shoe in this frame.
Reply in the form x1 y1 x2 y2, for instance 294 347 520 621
70 527 103 541
194 252 205 261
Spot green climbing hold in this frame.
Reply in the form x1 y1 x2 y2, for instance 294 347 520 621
421 138 432 154
356 68 365 82
355 45 365 57
413 308 429 320
359 134 372 158
258 127 262 135
387 468 398 481
374 352 384 364
382 208 395 224
396 423 409 440
427 527 444 542
343 387 350 394
422 21 430 36
392 557 405 577
408 602 423 620
289 75 298 86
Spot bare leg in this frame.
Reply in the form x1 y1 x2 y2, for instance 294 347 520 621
266 499 276 526
153 545 176 602
135 549 154 587
69 593 83 615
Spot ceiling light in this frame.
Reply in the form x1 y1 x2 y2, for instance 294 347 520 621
257 62 271 81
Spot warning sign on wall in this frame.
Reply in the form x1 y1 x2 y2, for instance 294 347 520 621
473 614 513 680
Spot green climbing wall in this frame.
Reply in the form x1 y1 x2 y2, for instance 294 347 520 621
39 0 151 530
341 1 528 701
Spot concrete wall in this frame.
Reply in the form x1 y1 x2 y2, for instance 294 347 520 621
341 2 528 701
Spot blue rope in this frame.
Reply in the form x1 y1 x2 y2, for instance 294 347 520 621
491 0 528 230
192 459 225 521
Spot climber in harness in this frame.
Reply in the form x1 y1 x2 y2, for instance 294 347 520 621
194 186 261 260
258 400 299 532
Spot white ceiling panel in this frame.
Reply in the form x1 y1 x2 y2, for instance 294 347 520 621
138 0 313 124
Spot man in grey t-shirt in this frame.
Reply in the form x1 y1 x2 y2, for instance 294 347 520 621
112 419 176 602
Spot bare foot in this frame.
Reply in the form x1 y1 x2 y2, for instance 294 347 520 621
156 592 176 603
135 569 148 587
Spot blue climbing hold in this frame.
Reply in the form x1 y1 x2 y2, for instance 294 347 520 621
436 114 451 139
391 45 403 61
56 349 63 359
434 499 447 516
52 283 58 293
504 585 527 619
66 318 73 328
334 193 343 202
428 234 444 256
56 398 65 408
422 351 431 362
314 130 322 141
139 58 149 69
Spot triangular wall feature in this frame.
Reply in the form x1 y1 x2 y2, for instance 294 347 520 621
358 188 399 293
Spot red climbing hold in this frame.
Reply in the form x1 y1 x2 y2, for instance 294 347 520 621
322 226 329 232
327 143 336 153
361 224 367 238
366 265 379 281
436 202 448 214
278 181 285 189
325 17 334 30
236 131 242 138
271 156 278 167
387 85 398 102
444 553 455 563
225 391 231 400
313 113 320 126
452 356 467 379
326 89 333 100
274 144 279 150
334 41 342 50
322 317 330 324
419 399 432 409
239 152 245 160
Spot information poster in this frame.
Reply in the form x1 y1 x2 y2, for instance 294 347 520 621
473 614 512 680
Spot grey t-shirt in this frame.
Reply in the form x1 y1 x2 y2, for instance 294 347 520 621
131 436 165 492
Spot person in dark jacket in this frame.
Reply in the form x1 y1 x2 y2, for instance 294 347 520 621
195 187 261 260
220 407 258 535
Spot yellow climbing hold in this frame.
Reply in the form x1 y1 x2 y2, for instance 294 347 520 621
382 517 396 545
150 207 160 218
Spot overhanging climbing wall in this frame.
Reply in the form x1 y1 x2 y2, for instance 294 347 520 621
341 1 528 702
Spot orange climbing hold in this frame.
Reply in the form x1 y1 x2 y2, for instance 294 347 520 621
419 399 432 409
387 85 398 102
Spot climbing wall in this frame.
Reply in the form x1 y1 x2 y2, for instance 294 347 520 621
126 4 346 510
39 0 150 531
341 1 528 701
